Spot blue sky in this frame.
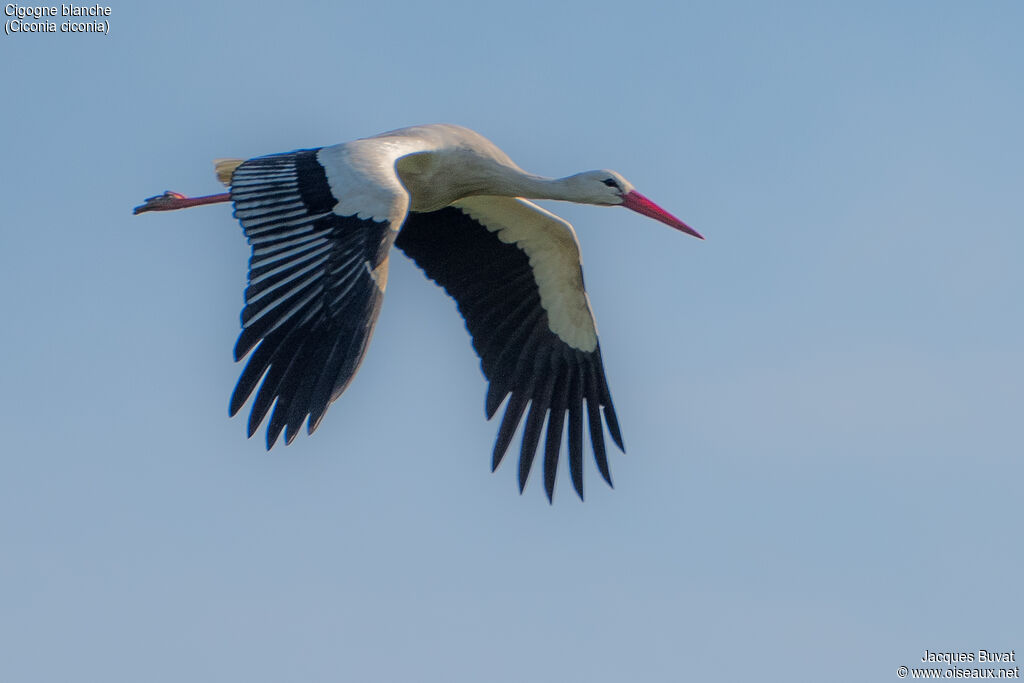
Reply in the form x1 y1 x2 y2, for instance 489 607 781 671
2 2 1022 681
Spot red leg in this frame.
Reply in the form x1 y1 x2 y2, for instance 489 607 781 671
133 191 231 215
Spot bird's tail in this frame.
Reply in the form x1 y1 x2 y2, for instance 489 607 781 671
213 158 244 186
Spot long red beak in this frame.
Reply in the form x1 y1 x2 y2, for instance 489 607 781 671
621 191 703 239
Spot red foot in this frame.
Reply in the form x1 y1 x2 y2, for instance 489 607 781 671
133 191 230 214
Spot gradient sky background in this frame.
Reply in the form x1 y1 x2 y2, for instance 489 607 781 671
2 2 1022 681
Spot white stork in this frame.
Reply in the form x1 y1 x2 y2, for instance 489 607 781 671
134 124 702 500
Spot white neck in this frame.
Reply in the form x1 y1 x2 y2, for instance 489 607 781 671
397 147 602 211
478 168 598 204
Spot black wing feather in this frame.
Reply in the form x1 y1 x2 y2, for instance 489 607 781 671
228 149 395 447
396 205 624 500
566 365 585 499
543 359 570 501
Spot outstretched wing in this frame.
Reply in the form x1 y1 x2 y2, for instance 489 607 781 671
227 146 405 448
395 196 624 501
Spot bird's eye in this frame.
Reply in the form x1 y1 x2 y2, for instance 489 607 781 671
602 178 620 189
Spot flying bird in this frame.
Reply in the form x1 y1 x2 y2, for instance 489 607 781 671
134 124 702 501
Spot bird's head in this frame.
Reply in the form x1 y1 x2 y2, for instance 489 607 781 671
567 170 703 239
